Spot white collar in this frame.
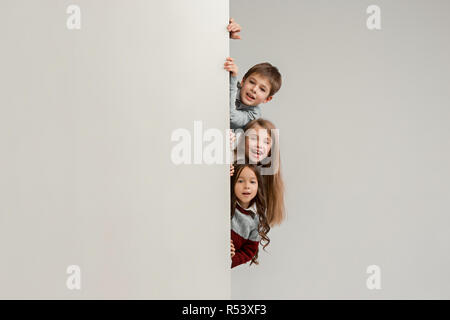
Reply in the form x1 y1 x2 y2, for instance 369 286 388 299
236 201 258 214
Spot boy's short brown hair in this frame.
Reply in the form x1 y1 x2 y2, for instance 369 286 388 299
243 62 282 97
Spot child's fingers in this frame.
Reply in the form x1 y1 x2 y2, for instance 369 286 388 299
230 25 241 32
228 23 238 30
230 238 235 257
224 64 237 73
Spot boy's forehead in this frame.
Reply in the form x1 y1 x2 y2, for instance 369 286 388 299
247 73 271 87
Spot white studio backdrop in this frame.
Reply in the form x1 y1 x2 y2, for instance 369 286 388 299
0 0 230 299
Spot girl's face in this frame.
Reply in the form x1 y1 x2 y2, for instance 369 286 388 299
234 167 258 208
245 124 272 163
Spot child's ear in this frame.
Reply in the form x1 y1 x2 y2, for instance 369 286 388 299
263 96 273 104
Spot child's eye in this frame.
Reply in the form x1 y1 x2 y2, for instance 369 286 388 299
261 88 266 92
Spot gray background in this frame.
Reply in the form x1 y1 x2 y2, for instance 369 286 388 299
231 0 450 299
0 0 230 299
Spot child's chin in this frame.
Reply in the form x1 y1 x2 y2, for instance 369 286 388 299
242 96 256 106
248 156 259 164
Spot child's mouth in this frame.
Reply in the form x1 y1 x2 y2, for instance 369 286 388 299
242 192 251 197
251 149 263 158
246 92 255 101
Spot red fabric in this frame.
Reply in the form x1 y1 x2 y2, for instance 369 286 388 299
236 204 253 215
231 229 259 268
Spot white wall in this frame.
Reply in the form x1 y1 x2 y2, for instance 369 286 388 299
0 0 230 299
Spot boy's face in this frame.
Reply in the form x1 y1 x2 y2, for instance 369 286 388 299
240 73 273 106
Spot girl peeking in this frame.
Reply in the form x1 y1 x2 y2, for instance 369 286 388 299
231 118 285 227
230 164 270 268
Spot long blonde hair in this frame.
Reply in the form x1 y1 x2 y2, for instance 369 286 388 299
235 118 286 226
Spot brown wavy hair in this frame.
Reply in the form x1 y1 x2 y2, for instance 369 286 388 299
231 164 270 266
235 118 286 226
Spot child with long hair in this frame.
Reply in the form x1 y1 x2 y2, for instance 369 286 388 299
230 164 270 268
232 118 285 227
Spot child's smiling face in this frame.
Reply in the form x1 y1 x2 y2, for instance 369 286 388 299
240 73 273 106
245 124 272 163
234 166 258 208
